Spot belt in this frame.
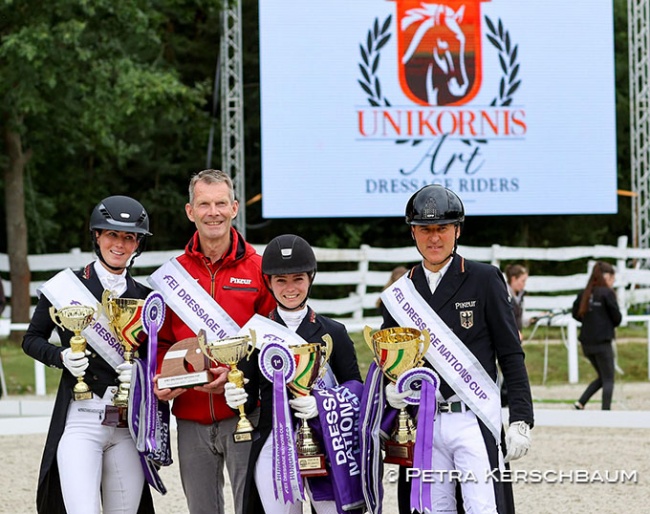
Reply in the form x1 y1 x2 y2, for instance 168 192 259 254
437 401 468 413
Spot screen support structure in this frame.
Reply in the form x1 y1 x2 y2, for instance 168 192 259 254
629 0 650 257
221 1 246 238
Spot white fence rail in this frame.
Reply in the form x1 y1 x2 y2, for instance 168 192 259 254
2 235 650 394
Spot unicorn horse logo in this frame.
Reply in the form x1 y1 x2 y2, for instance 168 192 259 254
397 1 485 106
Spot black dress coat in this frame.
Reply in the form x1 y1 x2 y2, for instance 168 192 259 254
243 306 363 513
22 263 155 514
382 257 534 514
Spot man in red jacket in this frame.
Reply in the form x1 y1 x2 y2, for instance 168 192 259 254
153 169 276 514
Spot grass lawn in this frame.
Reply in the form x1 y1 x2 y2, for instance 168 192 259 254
1 328 648 395
349 330 649 385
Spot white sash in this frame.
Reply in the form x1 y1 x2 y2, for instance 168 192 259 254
239 313 308 349
39 268 125 369
147 258 240 338
381 275 501 440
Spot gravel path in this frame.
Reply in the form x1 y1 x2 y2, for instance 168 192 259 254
2 382 649 513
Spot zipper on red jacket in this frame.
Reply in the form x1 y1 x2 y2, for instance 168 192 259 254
203 258 221 422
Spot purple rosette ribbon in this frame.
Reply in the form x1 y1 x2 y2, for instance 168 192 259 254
259 342 304 504
127 292 171 494
140 293 166 451
397 367 439 513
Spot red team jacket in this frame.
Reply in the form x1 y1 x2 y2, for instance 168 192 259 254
156 228 276 424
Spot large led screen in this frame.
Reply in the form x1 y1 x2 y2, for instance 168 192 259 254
259 0 617 218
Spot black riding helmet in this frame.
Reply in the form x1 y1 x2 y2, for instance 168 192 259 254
405 185 464 266
405 184 465 226
262 234 316 310
90 195 151 271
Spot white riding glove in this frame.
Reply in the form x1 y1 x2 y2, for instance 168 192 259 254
289 395 318 420
385 382 410 410
116 361 133 384
505 421 531 462
61 348 89 378
224 382 248 409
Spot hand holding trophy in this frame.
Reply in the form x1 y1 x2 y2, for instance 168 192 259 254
363 326 430 466
197 328 257 442
102 290 146 426
50 305 97 401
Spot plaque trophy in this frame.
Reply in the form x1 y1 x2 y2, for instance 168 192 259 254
364 326 430 466
197 329 256 443
50 305 97 401
157 337 211 389
102 290 146 427
287 335 332 477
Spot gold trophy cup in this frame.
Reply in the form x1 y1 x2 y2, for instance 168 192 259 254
102 290 146 426
287 335 333 477
50 305 97 401
364 326 430 466
197 329 256 443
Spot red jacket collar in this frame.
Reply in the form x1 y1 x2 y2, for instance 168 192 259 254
184 227 249 265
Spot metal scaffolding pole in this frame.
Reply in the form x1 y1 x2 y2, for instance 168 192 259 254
221 0 246 238
629 0 650 253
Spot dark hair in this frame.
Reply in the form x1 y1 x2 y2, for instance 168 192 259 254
577 261 616 318
505 264 528 284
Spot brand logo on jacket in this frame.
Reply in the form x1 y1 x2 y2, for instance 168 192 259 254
229 277 252 285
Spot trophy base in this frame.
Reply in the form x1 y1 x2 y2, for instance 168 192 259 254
298 454 328 477
73 390 94 401
233 431 253 443
232 412 255 443
384 440 415 467
101 406 129 428
158 370 210 389
116 406 129 428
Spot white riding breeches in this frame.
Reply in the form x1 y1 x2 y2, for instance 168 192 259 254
428 409 498 514
57 390 144 514
255 435 338 514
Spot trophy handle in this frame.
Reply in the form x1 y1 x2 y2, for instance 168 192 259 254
318 334 333 380
363 326 374 351
197 329 208 357
244 329 256 361
49 306 65 331
416 329 431 365
101 290 116 319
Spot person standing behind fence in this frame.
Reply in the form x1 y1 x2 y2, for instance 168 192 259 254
571 261 622 410
22 196 155 514
505 264 528 338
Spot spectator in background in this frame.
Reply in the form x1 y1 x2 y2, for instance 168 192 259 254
572 261 622 410
501 264 528 407
505 264 528 338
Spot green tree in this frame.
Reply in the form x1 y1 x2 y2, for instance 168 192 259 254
0 0 218 335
